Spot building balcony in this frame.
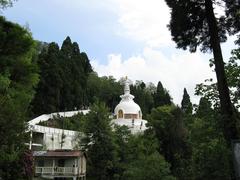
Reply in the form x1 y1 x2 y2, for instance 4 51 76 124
35 166 82 176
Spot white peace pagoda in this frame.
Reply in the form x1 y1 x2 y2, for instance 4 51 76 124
112 77 148 134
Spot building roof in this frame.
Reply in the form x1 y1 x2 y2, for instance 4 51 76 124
28 109 90 126
33 150 85 157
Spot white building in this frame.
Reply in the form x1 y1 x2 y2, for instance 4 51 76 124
112 77 148 134
27 110 89 180
33 150 86 180
28 110 89 151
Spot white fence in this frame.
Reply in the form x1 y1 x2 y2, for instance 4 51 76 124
35 166 78 175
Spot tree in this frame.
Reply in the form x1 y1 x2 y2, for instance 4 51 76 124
195 48 240 109
196 97 213 119
0 0 15 9
147 105 192 179
112 125 132 179
120 131 175 180
83 102 116 180
31 42 62 115
189 98 232 179
59 37 92 110
31 37 92 116
181 88 193 114
123 152 175 180
153 81 171 108
130 80 154 116
87 73 122 112
164 0 240 142
0 16 38 179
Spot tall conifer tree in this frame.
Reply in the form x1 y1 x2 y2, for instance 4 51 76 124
32 37 92 115
164 0 240 142
31 42 62 115
153 81 171 107
181 88 193 115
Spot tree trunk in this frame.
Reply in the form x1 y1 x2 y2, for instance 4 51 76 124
205 0 239 143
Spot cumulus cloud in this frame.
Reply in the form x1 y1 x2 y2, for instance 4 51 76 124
89 0 223 105
92 48 215 105
111 0 172 48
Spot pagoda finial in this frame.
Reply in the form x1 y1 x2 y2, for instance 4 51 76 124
120 76 133 95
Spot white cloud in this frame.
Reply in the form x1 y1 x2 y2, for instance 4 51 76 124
92 48 215 105
90 0 234 106
111 0 172 48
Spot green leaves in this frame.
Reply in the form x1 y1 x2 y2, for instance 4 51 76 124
31 37 92 115
153 81 172 108
181 88 193 114
83 102 116 179
0 15 37 179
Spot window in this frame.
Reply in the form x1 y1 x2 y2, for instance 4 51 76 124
118 110 123 118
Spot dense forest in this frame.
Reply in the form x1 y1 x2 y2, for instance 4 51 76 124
0 0 240 179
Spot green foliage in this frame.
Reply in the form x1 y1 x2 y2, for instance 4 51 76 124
123 152 175 180
147 105 191 179
131 81 154 117
83 102 116 180
31 36 92 116
31 42 62 115
195 48 240 109
87 73 122 112
125 133 174 180
165 0 240 143
0 0 15 9
191 138 231 180
181 88 193 114
0 16 38 179
38 112 87 131
153 81 172 108
195 79 219 108
184 97 232 179
164 0 239 52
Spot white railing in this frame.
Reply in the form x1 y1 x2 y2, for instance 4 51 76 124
32 125 77 136
28 110 90 126
35 167 78 175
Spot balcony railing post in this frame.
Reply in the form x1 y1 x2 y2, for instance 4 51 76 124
52 159 55 175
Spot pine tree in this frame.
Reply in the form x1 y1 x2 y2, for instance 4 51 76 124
196 97 213 119
131 81 154 116
181 88 193 115
164 0 240 142
59 36 74 110
31 37 92 115
31 42 62 115
153 81 171 107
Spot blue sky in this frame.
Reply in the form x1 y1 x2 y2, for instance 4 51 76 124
2 0 237 104
3 0 144 63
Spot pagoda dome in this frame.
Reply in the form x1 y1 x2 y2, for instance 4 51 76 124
114 97 142 119
114 77 142 119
